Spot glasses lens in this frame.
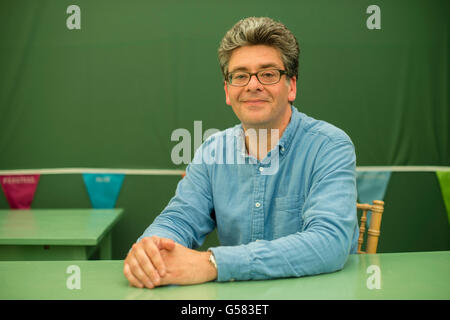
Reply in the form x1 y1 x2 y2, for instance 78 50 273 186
258 70 280 84
230 72 250 86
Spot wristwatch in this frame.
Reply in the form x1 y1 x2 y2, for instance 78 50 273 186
208 250 218 270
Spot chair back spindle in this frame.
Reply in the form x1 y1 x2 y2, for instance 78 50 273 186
356 200 385 254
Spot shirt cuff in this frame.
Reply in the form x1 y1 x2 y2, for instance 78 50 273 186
209 245 252 282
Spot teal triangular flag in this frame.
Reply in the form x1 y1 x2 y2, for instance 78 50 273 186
356 171 391 226
82 173 124 208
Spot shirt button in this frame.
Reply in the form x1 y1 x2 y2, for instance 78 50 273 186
255 202 261 208
281 147 285 152
259 167 264 172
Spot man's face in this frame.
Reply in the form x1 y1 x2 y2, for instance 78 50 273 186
224 45 297 129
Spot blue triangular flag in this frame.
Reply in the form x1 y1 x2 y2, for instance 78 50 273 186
82 173 125 208
356 171 391 226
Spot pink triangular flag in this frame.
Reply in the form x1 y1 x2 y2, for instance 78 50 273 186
0 175 40 209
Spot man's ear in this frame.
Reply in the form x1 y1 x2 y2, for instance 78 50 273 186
224 81 232 106
287 76 297 102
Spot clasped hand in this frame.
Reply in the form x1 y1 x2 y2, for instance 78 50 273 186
123 236 217 289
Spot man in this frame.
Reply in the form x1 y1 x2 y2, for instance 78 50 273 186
123 17 359 289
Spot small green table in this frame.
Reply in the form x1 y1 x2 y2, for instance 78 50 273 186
0 251 448 299
0 209 124 260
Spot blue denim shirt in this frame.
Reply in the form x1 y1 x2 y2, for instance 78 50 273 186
138 106 358 282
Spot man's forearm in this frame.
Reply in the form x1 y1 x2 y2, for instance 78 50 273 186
210 227 354 282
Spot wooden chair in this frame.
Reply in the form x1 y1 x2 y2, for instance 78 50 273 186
357 200 385 254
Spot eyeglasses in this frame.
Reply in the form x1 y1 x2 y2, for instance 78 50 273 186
226 69 288 87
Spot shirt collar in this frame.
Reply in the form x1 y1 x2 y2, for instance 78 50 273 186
234 105 300 159
277 105 299 156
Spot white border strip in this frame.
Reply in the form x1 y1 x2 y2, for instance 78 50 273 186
0 168 185 175
0 166 448 175
356 166 450 172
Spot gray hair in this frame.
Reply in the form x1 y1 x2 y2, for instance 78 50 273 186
218 17 300 80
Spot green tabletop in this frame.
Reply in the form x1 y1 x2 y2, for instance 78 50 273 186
0 251 448 299
0 209 124 260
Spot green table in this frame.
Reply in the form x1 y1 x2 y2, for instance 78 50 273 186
0 251 448 299
0 209 124 260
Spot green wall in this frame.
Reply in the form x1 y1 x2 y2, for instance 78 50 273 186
1 0 448 168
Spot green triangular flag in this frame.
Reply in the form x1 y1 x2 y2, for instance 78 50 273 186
436 171 450 225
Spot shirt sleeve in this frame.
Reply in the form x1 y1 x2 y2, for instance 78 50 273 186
137 146 216 249
210 139 358 282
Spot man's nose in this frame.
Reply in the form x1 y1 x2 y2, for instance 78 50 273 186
246 74 263 90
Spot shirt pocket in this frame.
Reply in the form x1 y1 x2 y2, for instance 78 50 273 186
271 195 304 240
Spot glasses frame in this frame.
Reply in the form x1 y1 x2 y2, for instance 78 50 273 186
226 69 288 87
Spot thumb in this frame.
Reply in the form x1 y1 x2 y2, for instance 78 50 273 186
158 238 176 251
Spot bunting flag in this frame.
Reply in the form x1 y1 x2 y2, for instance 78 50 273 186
436 171 450 224
0 175 40 209
356 171 392 226
82 173 124 208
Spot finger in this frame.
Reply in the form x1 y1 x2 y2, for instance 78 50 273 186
151 236 163 250
142 239 166 279
129 256 156 289
151 236 175 251
159 237 176 251
123 262 144 288
129 244 157 288
133 244 161 287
